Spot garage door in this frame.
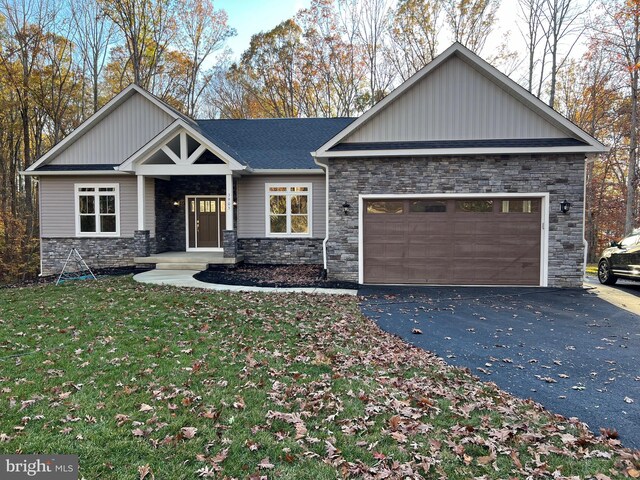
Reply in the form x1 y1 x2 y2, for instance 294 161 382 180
363 198 542 285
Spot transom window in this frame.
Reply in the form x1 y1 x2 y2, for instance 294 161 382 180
266 184 311 235
75 184 119 236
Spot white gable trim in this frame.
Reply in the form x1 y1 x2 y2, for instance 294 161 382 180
117 119 246 172
26 85 190 172
313 43 607 157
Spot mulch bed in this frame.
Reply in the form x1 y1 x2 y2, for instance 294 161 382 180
194 264 359 289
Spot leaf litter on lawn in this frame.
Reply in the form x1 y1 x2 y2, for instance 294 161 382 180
0 277 637 479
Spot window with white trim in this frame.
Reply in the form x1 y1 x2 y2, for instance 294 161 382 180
75 184 120 236
266 184 311 235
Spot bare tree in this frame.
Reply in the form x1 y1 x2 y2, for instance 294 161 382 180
175 0 234 117
344 0 394 106
540 0 593 107
71 0 115 114
517 0 546 92
387 0 441 81
443 0 500 53
100 0 176 90
594 1 640 234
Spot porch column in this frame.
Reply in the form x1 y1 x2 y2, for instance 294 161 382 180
137 174 145 230
225 174 234 230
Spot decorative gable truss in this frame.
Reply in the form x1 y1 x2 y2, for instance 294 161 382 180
116 119 246 232
117 119 246 176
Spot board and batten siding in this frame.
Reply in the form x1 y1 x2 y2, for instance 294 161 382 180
39 175 141 238
344 55 570 143
237 174 326 238
49 93 175 165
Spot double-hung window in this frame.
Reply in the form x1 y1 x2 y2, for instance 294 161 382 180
75 184 120 236
266 184 311 236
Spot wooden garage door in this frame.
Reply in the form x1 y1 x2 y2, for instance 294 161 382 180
363 198 542 285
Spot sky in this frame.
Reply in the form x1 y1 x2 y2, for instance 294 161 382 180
215 0 579 78
217 0 312 60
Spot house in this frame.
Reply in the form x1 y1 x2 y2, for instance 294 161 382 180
24 43 607 288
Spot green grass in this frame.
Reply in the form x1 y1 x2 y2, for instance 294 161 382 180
0 277 636 479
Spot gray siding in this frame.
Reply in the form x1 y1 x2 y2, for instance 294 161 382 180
237 174 326 238
49 93 174 165
39 175 138 238
344 55 570 143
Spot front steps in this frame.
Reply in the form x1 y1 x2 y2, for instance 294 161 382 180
134 252 243 271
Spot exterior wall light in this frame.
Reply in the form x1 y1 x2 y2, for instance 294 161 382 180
560 200 571 214
172 200 181 207
342 202 351 215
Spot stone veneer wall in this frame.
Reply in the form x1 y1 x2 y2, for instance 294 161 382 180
326 154 586 288
41 237 144 275
154 176 228 252
238 238 323 264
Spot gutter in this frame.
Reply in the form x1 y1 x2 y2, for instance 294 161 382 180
312 153 329 274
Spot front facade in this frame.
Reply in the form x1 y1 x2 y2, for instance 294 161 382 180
25 43 607 288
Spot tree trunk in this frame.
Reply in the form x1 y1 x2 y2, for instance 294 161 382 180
625 19 640 235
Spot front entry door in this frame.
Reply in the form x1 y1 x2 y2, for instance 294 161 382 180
186 196 226 250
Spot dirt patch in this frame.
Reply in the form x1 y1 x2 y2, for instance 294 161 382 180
194 264 359 289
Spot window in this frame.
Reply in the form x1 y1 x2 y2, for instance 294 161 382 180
500 199 539 213
266 184 311 235
455 200 493 213
366 201 404 214
409 200 447 213
75 184 119 236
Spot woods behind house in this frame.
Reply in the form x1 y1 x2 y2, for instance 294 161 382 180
0 0 636 283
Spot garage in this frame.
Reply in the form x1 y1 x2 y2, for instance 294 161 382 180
362 197 543 285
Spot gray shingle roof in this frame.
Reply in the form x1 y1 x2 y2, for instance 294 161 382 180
196 118 355 169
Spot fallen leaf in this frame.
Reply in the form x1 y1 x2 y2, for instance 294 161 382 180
139 403 154 412
138 464 154 480
258 457 274 470
412 328 423 334
181 427 197 439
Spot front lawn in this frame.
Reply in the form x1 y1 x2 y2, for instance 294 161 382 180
0 277 637 479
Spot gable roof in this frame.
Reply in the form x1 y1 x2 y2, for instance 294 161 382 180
313 43 607 158
26 84 191 172
195 117 355 170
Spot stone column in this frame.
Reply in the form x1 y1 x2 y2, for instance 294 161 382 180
222 230 238 258
134 230 150 257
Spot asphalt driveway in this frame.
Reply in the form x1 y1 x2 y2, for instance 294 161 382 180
359 285 640 450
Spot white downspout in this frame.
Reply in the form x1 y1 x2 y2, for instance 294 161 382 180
584 154 596 277
313 155 329 272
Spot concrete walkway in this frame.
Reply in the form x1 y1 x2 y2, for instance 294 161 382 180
133 269 357 295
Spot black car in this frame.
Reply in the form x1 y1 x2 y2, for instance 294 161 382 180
597 230 640 284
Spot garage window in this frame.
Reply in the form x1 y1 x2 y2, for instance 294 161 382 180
366 201 404 214
456 200 493 213
266 184 311 236
500 199 539 213
409 200 447 213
